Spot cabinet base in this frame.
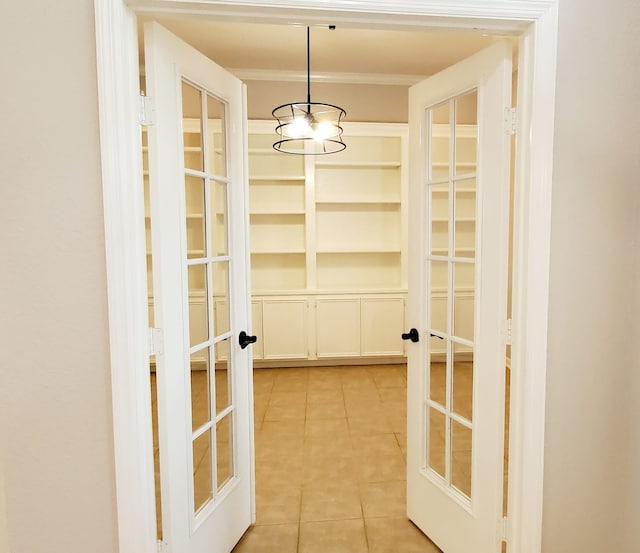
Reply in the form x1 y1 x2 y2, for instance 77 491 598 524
253 356 407 369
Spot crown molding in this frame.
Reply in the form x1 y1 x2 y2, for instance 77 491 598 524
229 68 426 86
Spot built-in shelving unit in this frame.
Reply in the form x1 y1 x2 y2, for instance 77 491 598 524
145 119 480 365
246 121 408 364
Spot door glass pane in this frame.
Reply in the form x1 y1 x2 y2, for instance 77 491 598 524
185 176 206 256
209 179 228 257
191 350 210 431
430 183 448 255
182 81 203 172
452 345 473 421
193 429 213 512
454 179 476 258
212 262 230 337
216 415 234 492
207 94 227 178
214 341 231 415
453 262 475 342
429 353 446 408
428 407 446 478
430 102 450 180
451 419 472 497
188 263 208 347
455 90 477 176
429 260 448 335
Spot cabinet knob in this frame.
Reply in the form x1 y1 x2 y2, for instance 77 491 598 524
239 331 258 349
401 328 419 343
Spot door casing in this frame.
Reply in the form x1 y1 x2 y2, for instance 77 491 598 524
94 1 559 553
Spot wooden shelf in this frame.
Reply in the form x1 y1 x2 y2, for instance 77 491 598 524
315 161 401 169
315 200 401 206
249 176 305 182
251 250 306 255
250 211 306 216
317 249 401 254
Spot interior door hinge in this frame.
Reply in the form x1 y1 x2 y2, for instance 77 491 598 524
149 327 164 356
504 107 517 135
502 318 513 346
139 92 154 127
499 516 509 542
157 540 169 553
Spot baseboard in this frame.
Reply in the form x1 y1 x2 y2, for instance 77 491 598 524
253 356 407 369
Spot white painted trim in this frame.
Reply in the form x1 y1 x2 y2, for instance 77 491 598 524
127 0 548 32
99 2 559 553
230 68 426 86
507 5 558 552
94 1 158 552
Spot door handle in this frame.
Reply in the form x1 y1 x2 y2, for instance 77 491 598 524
239 331 257 349
401 328 420 343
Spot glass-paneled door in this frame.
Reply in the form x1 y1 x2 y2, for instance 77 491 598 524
145 22 253 553
406 41 512 553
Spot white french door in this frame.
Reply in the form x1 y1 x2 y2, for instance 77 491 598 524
145 22 253 553
405 41 512 553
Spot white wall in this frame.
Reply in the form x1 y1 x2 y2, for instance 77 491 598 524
543 0 640 551
0 1 119 552
245 79 409 123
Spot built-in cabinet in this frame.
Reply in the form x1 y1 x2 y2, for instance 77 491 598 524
144 120 479 365
247 121 408 364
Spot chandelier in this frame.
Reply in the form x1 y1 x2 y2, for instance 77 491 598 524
272 26 346 155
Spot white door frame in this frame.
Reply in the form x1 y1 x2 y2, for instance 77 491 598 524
94 2 558 553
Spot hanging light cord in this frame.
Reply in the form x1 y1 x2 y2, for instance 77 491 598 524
306 26 311 107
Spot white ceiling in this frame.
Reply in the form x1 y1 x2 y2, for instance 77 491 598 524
138 16 516 84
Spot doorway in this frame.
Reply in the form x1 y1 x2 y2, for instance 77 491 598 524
145 47 516 552
95 2 559 553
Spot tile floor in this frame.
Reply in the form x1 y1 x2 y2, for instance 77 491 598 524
232 364 441 553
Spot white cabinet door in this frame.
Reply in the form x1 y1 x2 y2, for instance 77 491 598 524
406 41 512 553
316 298 361 358
145 22 253 553
262 299 308 359
361 296 405 356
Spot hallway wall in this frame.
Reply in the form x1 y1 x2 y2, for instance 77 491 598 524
544 0 640 551
0 1 118 552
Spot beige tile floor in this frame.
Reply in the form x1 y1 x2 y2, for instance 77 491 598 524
232 364 441 553
151 362 505 551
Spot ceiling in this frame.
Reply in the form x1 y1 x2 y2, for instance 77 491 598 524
138 16 516 84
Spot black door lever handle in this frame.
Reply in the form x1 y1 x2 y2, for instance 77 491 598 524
401 328 419 343
239 331 257 349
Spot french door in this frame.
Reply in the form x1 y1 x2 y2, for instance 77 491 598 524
406 41 512 553
145 22 253 553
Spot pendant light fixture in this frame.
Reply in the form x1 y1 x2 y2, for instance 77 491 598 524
272 26 346 155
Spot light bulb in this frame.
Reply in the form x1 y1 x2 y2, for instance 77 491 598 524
286 117 311 139
312 121 338 142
